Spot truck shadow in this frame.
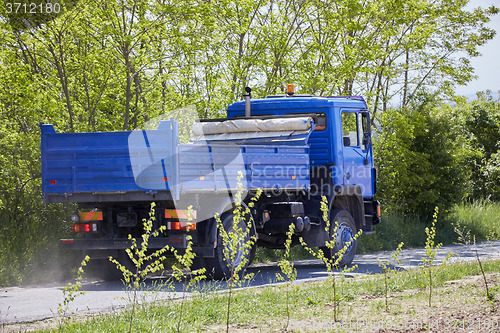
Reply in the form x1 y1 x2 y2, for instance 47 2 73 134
79 259 407 293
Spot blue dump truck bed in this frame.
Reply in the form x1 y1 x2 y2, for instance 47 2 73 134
40 119 311 203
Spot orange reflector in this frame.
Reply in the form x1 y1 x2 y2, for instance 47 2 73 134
165 209 197 220
291 175 296 180
287 84 295 95
377 205 381 217
200 176 204 180
79 211 103 221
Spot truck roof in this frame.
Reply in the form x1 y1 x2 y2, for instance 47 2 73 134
227 96 368 118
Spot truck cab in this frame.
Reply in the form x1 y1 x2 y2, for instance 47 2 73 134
226 96 379 235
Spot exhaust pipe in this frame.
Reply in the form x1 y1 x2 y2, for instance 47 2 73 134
244 86 252 117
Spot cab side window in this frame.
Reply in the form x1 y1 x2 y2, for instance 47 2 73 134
342 112 358 147
342 111 370 150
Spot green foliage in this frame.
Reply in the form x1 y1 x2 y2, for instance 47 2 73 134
214 171 261 333
422 207 442 307
0 122 76 286
275 223 297 331
358 201 500 255
377 242 404 312
375 91 500 220
374 95 466 216
109 203 205 333
453 212 494 305
452 200 500 242
299 196 362 322
449 92 500 200
57 255 90 331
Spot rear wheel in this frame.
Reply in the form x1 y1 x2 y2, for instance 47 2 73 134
202 212 255 280
320 209 357 266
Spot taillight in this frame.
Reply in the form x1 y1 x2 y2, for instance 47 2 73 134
167 221 196 231
73 223 98 232
164 209 197 231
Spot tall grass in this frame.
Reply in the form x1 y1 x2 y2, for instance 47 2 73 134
451 200 500 241
358 201 500 254
253 201 500 260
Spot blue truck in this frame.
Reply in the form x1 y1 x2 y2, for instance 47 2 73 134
41 88 380 279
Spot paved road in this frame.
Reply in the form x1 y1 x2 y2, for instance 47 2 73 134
1 241 500 325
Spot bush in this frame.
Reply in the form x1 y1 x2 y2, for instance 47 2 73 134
374 95 466 216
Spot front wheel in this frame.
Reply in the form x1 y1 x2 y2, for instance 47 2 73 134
320 209 357 266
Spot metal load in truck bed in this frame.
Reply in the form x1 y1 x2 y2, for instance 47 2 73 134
40 118 313 204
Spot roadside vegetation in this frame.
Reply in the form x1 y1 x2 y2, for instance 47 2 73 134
23 259 499 332
254 200 500 262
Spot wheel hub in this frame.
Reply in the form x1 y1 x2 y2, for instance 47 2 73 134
336 224 355 252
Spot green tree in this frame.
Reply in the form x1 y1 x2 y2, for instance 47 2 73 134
375 94 466 216
449 91 500 200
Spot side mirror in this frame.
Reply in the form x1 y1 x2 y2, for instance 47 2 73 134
343 137 351 146
363 134 372 165
362 133 371 147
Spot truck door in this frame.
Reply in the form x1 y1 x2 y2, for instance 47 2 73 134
341 110 374 197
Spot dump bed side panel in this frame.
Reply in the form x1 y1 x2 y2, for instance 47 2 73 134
177 144 309 192
41 122 310 203
41 122 178 203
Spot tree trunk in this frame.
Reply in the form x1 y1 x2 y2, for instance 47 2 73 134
48 43 74 131
123 44 132 130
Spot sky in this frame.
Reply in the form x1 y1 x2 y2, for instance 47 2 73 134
455 0 500 97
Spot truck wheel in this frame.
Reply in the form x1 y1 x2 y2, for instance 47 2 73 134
321 209 357 266
204 212 255 280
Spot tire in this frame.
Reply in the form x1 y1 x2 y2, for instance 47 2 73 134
203 211 255 280
320 209 357 266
